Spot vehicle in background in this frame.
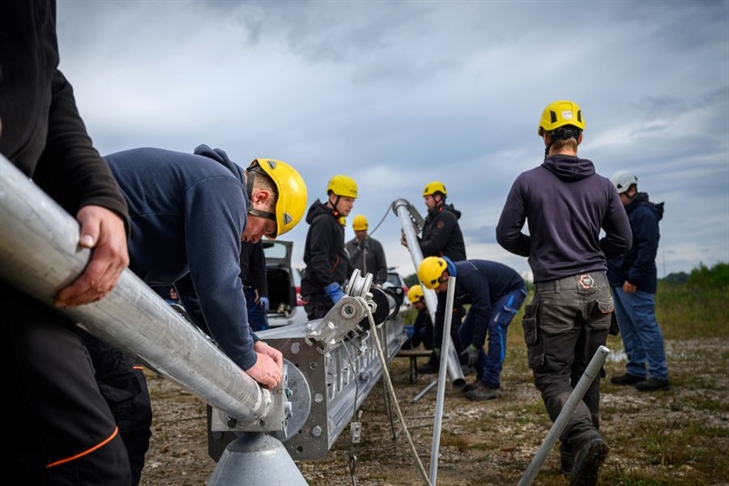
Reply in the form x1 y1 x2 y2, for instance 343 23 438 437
385 267 410 313
262 240 308 328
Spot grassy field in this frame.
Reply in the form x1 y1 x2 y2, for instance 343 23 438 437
496 274 729 485
140 267 729 485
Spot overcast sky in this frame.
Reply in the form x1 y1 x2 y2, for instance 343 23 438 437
56 0 729 280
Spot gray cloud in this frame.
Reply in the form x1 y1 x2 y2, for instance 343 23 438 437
55 0 729 278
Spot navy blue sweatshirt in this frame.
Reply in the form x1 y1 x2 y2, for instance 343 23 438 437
496 154 632 283
607 192 664 293
105 145 259 371
442 258 525 348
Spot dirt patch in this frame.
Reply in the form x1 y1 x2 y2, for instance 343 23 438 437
140 337 729 485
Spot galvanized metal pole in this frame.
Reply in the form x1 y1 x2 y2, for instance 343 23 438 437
0 154 278 424
517 345 611 486
391 199 465 387
430 276 457 485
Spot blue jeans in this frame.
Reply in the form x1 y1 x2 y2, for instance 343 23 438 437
459 286 527 388
245 287 269 332
611 287 668 381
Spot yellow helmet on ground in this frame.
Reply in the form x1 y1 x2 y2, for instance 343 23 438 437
538 100 585 136
352 214 368 231
327 175 358 198
407 284 424 304
418 256 447 290
422 181 447 197
248 158 307 239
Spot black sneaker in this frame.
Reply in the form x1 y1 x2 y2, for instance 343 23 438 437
570 437 609 486
610 373 645 385
635 377 670 391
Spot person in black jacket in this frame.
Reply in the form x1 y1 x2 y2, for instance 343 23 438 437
240 240 270 332
0 1 132 483
301 175 357 319
401 180 468 373
345 214 388 286
496 100 632 485
607 171 669 391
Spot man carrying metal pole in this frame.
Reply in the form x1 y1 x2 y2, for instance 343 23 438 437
496 100 632 485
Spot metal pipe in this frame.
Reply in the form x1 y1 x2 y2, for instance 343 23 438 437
517 345 611 486
0 154 279 425
429 276 457 484
391 199 464 386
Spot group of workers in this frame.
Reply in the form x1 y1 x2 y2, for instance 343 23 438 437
300 99 668 486
1 2 667 485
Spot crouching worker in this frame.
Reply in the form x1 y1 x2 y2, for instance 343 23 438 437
417 256 526 401
401 285 435 351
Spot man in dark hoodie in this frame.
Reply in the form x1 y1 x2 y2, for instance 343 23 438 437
607 171 669 392
86 145 307 482
402 180 468 373
301 175 357 319
496 100 632 486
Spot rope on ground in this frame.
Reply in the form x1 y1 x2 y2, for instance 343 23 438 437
366 308 433 486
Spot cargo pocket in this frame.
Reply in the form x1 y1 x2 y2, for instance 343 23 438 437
591 298 614 331
522 294 545 369
521 295 540 346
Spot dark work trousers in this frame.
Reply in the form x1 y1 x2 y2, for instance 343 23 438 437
244 287 269 332
525 272 613 457
303 293 334 320
2 283 132 485
82 332 152 486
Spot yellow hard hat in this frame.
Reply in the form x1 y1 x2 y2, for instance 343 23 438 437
418 256 447 290
423 181 447 197
407 284 424 304
248 158 307 239
327 175 358 198
352 214 368 231
538 100 585 136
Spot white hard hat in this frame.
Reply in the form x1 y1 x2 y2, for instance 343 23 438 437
610 170 638 194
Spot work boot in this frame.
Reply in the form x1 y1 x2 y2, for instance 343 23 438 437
465 380 501 401
570 437 609 486
560 442 574 479
610 373 644 385
635 377 670 391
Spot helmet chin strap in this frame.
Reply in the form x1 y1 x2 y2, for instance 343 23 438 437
329 194 342 216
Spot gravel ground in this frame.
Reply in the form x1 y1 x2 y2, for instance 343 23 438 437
140 336 729 486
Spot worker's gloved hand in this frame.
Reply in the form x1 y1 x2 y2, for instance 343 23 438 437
358 239 369 251
325 282 345 304
259 296 270 313
460 344 480 367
